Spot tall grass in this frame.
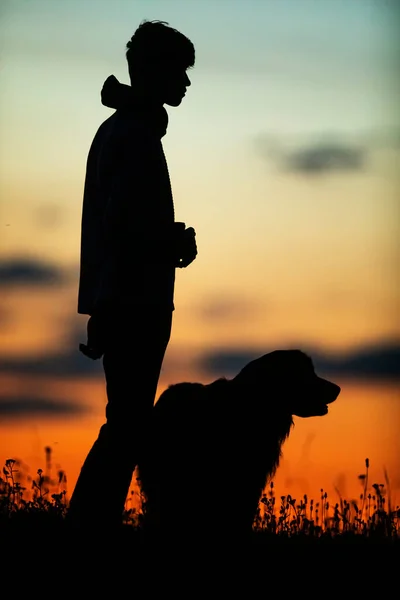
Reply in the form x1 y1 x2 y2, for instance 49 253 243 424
254 458 399 539
1 449 399 541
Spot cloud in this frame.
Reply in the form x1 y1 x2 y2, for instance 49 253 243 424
0 257 69 288
0 349 103 378
0 313 103 377
197 296 261 321
198 341 400 381
255 135 366 175
284 144 365 175
0 394 89 421
199 349 259 376
0 312 189 383
324 343 400 380
0 306 398 383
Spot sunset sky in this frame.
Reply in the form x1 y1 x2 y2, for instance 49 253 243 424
0 0 399 505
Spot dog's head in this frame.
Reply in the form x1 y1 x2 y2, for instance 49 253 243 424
233 349 340 418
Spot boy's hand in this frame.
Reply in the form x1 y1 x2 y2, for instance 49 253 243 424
177 226 197 268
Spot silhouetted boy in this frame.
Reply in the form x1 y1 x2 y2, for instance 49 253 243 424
68 20 197 529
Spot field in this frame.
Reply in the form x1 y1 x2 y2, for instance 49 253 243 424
1 449 398 593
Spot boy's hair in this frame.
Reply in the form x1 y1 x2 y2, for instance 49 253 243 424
126 20 195 79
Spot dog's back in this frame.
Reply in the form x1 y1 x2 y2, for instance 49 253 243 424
138 380 220 489
137 377 280 534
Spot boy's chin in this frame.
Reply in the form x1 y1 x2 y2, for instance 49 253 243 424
165 95 184 107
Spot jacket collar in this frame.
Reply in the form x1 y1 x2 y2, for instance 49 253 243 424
101 75 169 139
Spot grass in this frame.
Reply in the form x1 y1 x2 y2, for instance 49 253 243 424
1 449 398 593
1 449 398 542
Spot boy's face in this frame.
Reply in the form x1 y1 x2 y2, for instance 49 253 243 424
152 62 191 107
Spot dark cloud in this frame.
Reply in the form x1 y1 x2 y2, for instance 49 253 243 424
0 395 89 421
323 342 400 380
198 341 400 381
0 305 399 383
0 349 103 378
255 135 366 175
0 257 69 288
199 349 259 376
284 144 365 175
0 333 178 381
0 313 102 377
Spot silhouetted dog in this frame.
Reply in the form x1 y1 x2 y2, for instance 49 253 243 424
137 349 340 536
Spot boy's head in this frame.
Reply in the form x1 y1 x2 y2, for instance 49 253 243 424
126 20 195 107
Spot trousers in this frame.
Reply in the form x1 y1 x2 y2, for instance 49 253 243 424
68 306 173 528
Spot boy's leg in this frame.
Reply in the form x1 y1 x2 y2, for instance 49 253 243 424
68 307 172 529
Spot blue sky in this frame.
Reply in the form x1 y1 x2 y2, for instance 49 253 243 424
1 0 399 354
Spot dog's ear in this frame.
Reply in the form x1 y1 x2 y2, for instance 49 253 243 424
233 351 283 385
233 349 321 392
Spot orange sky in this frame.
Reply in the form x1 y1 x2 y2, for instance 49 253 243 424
1 374 399 511
1 0 399 518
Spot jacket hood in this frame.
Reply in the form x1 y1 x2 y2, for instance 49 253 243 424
101 75 168 138
101 75 133 109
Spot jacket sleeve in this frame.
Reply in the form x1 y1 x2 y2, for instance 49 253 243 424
101 124 177 267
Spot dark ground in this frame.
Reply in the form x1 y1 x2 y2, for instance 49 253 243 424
1 520 398 596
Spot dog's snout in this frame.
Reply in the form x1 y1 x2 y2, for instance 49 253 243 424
327 383 341 404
